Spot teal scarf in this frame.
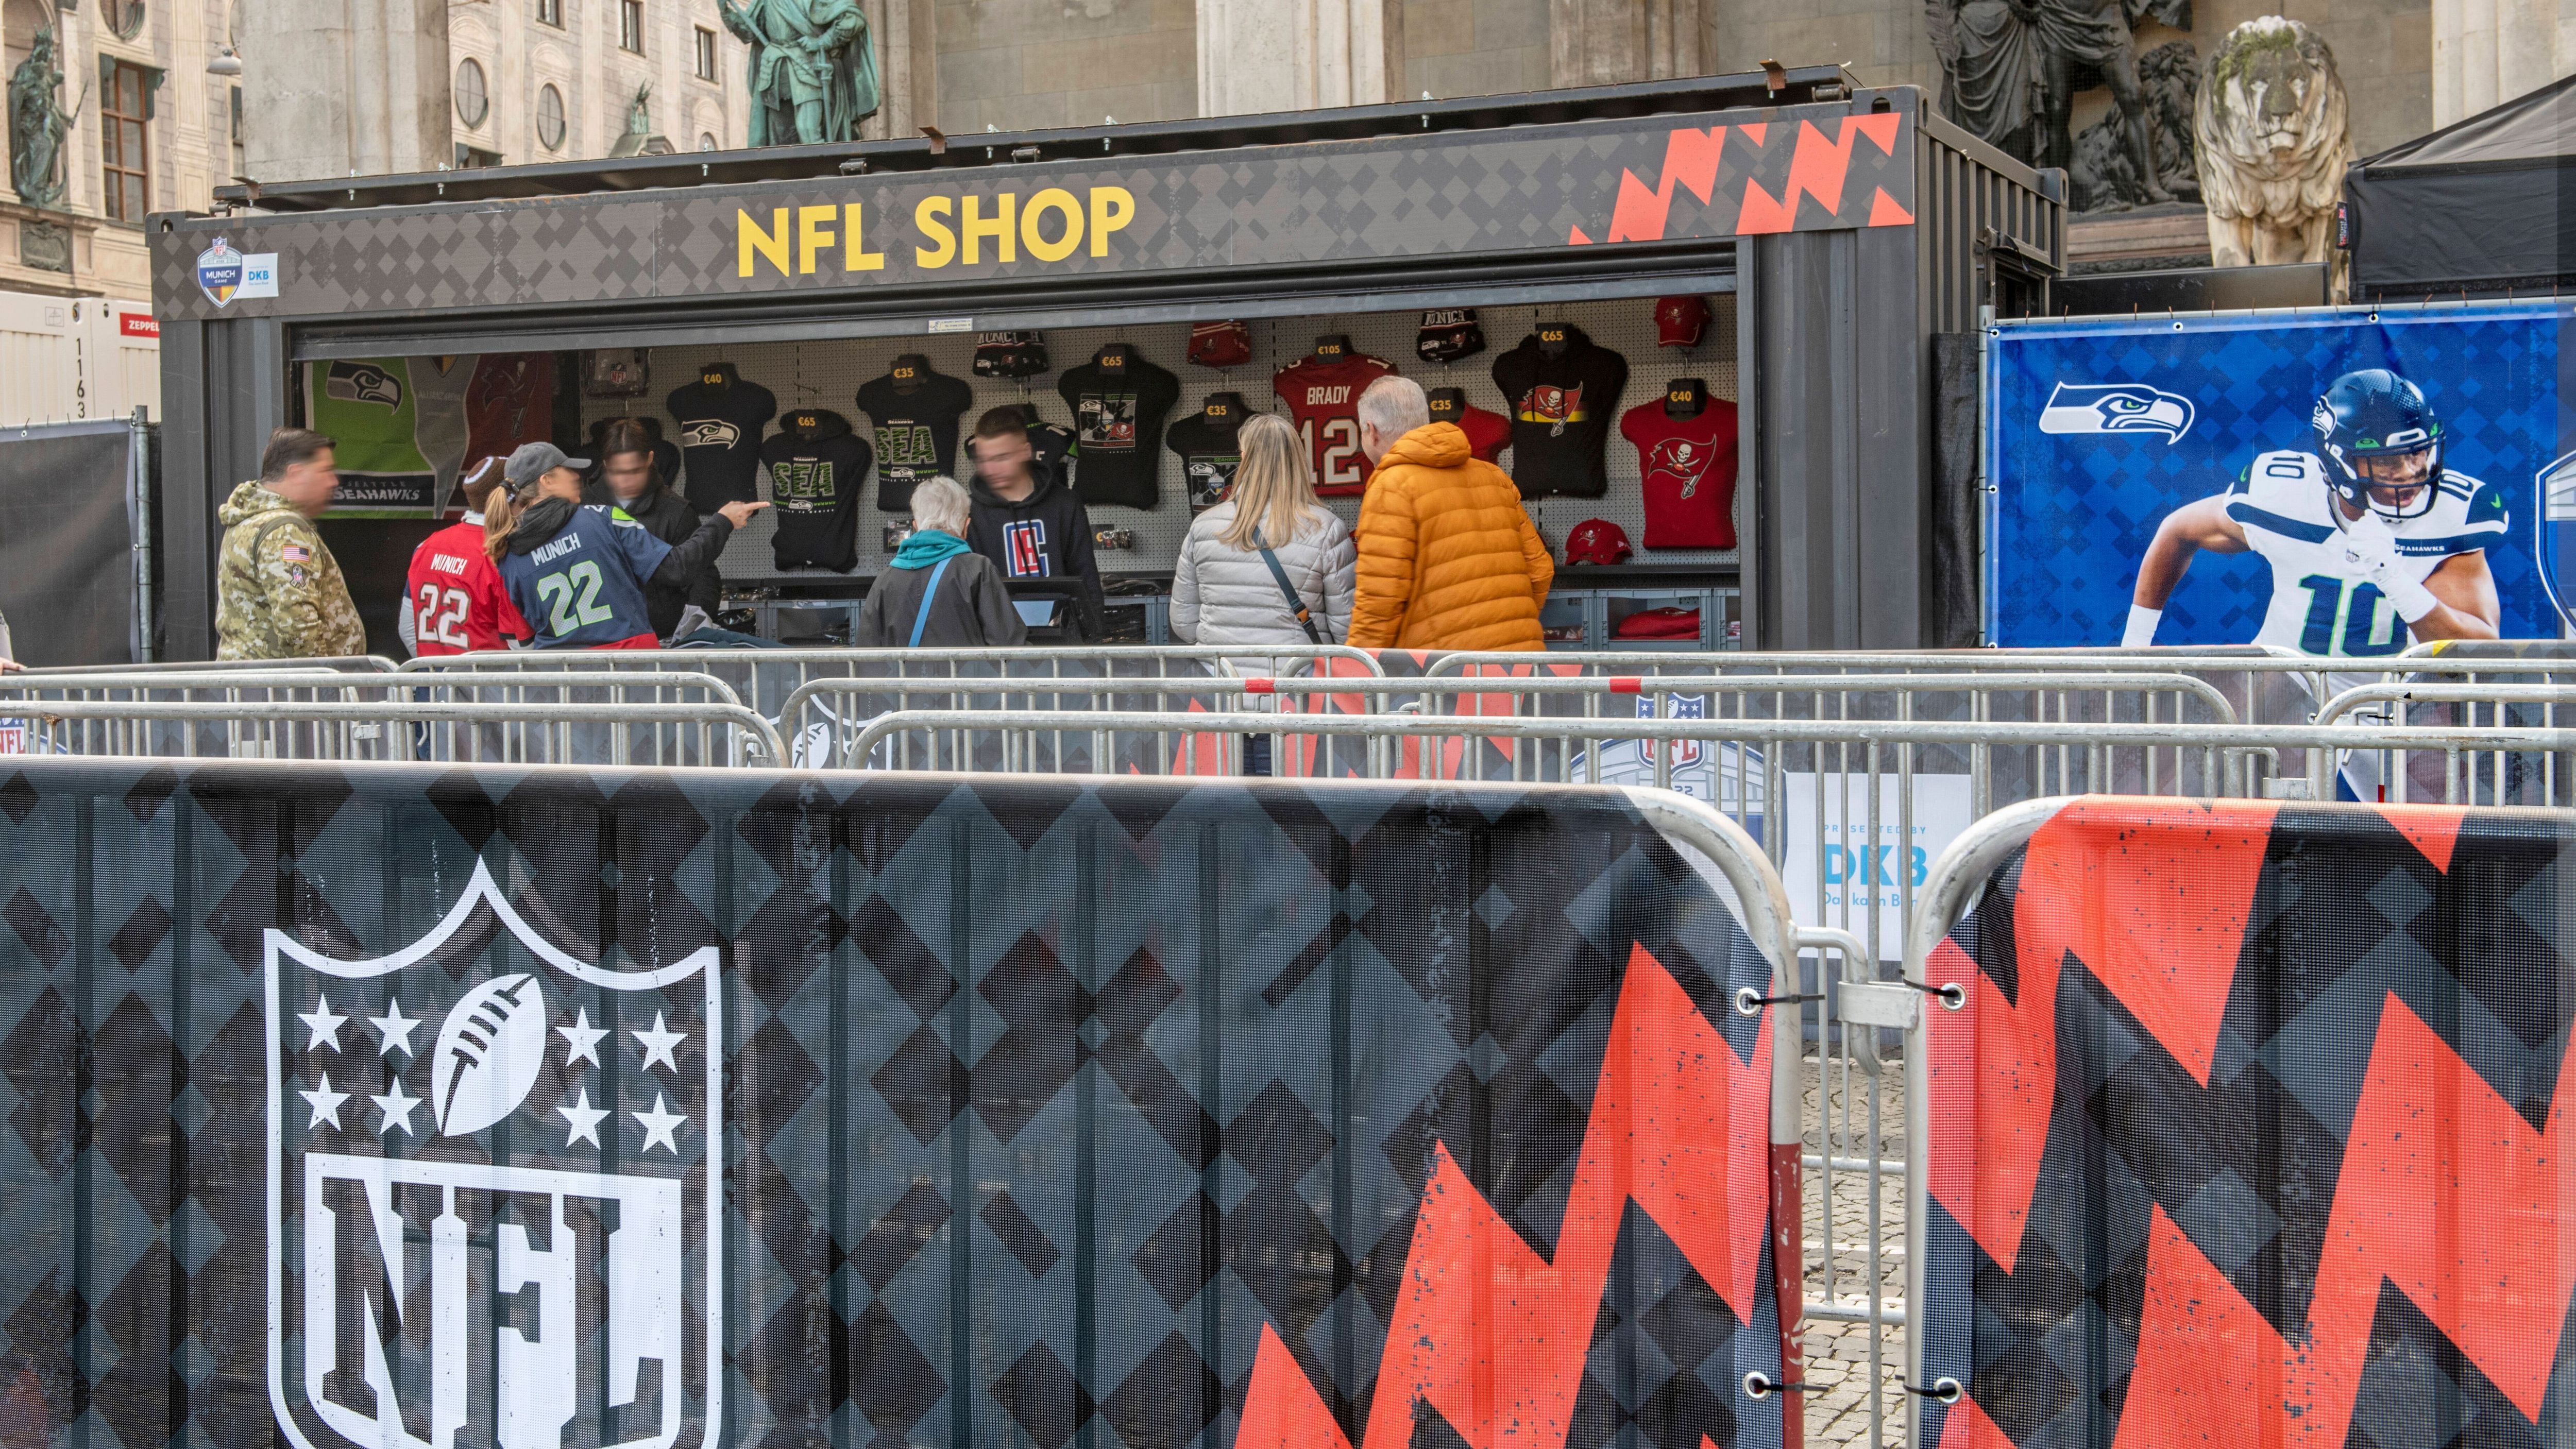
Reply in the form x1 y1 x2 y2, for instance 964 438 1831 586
891 530 971 569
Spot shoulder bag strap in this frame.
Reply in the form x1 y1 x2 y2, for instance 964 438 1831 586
1250 525 1325 644
907 556 955 649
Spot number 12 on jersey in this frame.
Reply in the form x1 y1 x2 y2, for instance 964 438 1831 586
1301 417 1365 489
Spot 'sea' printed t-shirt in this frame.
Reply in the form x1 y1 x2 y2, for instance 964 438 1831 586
855 366 975 512
1056 354 1179 507
759 410 873 572
1619 398 1741 549
1271 353 1400 495
1164 412 1246 510
1489 328 1628 498
665 373 777 513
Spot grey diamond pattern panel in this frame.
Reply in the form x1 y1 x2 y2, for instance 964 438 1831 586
0 759 1785 1449
156 97 1914 320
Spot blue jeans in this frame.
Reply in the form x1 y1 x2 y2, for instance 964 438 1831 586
1241 734 1272 777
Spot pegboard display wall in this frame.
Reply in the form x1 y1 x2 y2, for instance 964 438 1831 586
579 295 1739 586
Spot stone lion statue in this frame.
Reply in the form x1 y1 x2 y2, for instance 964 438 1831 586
2194 17 2351 268
2072 40 2202 211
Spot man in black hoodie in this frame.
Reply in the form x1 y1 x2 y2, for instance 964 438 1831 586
585 418 720 638
965 406 1105 638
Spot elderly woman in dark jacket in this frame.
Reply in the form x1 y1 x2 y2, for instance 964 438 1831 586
856 476 1028 647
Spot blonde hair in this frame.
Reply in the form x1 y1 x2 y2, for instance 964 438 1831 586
1218 413 1326 552
482 487 525 561
910 475 972 537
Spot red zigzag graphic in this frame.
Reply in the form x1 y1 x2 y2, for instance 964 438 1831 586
1927 799 2574 1448
1233 945 1773 1449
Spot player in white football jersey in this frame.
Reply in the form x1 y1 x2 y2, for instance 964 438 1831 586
2123 369 2506 656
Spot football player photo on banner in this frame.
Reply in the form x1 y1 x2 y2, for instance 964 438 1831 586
266 862 719 1449
1985 301 2572 652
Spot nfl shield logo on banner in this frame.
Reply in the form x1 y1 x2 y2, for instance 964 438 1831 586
197 235 247 307
2537 450 2576 632
265 862 720 1449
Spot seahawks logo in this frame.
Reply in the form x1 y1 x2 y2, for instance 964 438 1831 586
682 419 742 449
2039 382 2194 444
324 361 403 409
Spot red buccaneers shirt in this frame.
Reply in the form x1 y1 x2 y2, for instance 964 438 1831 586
1430 399 1512 465
404 516 532 655
1271 352 1398 495
1618 398 1741 549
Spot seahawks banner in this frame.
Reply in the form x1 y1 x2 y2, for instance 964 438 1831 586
0 759 1791 1449
1917 797 2576 1449
302 354 556 515
1985 300 2574 651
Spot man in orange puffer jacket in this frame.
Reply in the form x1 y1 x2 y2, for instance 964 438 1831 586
1347 376 1554 651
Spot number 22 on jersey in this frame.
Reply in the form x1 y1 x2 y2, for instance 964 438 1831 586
414 583 469 649
535 560 614 636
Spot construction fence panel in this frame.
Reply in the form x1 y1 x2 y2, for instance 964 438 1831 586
0 756 1803 1449
1906 795 2576 1449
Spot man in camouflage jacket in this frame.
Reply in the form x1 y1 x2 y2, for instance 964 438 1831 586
215 428 366 659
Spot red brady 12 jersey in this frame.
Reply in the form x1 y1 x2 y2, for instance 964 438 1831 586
1272 353 1398 495
405 518 531 655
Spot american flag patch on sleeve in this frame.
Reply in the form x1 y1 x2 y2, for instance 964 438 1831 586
282 543 311 562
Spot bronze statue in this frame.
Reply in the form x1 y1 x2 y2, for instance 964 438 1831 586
716 0 880 147
1928 0 2188 208
8 24 73 211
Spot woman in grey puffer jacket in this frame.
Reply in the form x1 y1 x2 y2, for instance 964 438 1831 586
1170 413 1357 773
1172 413 1357 648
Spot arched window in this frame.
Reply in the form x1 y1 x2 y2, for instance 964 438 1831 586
698 131 718 153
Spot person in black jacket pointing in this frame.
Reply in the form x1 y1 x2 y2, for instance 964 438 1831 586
964 405 1105 639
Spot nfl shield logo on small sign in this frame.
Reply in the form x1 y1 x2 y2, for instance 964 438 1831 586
197 235 247 307
2538 451 2576 634
265 861 720 1449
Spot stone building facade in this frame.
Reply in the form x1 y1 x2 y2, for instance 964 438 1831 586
2 0 238 301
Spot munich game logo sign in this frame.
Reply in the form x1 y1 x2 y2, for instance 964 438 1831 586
197 235 247 307
264 862 720 1449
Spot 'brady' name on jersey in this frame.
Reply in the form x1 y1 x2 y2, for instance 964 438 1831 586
2228 449 2506 656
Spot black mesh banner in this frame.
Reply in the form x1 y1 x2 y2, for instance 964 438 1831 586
1919 797 2576 1449
0 759 1789 1449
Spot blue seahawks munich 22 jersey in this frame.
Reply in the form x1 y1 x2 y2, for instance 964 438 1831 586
2223 450 2506 657
496 505 673 647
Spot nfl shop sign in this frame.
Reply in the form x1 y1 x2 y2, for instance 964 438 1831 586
266 862 717 1449
734 186 1137 278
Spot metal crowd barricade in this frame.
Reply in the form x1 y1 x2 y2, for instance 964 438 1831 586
0 671 779 765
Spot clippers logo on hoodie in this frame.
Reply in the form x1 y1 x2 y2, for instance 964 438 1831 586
1004 519 1049 576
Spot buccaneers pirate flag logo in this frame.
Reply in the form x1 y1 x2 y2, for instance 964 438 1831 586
265 862 720 1449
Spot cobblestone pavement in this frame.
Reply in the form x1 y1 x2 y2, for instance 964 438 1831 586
1798 1049 1908 1447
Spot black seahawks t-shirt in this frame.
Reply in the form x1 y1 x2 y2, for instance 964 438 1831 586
1489 326 1629 498
1163 413 1245 510
1056 354 1178 508
665 375 777 513
759 410 873 572
855 366 975 512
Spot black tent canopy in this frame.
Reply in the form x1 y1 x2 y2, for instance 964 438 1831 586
2346 74 2576 299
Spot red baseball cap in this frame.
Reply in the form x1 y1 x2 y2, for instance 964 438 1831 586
1564 519 1633 566
1655 295 1713 348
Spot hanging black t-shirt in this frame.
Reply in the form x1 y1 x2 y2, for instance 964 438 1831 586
665 375 778 513
1026 419 1078 487
759 410 873 572
1055 354 1178 507
1163 413 1246 510
1489 327 1630 498
855 366 976 512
